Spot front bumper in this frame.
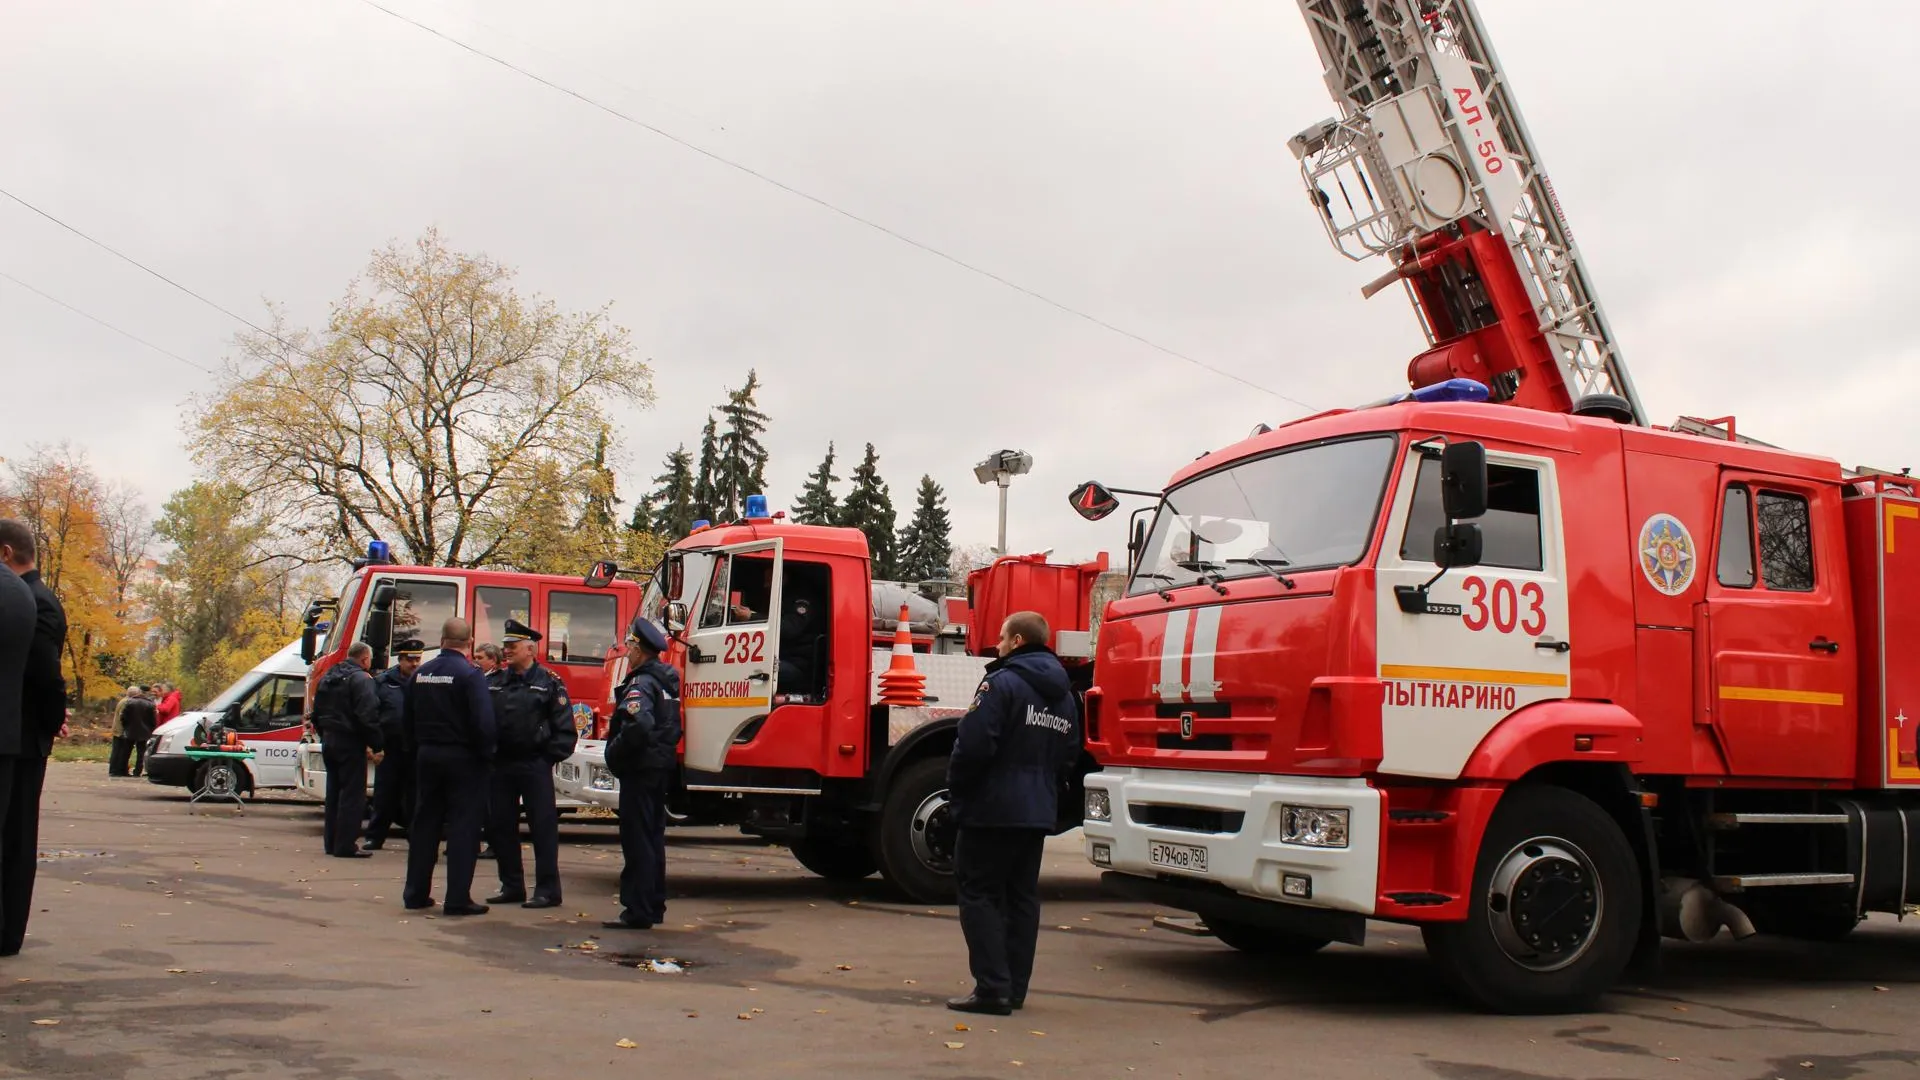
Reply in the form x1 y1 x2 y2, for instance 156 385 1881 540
145 752 196 787
1082 767 1382 916
553 742 618 810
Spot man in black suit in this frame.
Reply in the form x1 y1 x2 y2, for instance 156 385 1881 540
0 520 65 955
0 527 37 957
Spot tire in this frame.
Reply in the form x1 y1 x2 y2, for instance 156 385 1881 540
1421 784 1642 1015
789 836 878 882
1207 918 1331 957
192 760 248 799
872 757 957 904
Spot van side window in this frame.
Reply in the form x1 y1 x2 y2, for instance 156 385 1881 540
1716 486 1756 588
233 675 306 733
1401 457 1544 571
1756 491 1815 592
547 591 618 664
474 587 531 646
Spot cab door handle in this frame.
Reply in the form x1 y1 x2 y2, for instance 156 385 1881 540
1809 638 1840 654
747 671 771 682
1534 638 1571 653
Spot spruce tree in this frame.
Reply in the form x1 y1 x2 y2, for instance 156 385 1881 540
576 428 621 549
895 475 953 583
792 442 840 525
692 416 719 523
646 445 698 537
714 369 771 520
837 443 897 578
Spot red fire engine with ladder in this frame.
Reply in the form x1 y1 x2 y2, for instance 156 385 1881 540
1072 0 1920 1013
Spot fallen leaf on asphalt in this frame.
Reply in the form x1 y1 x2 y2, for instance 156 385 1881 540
737 1013 754 1021
1056 926 1070 931
1011 1061 1024 1067
813 1009 828 1015
1875 985 1890 992
1801 1064 1816 1070
835 964 853 971
944 1042 964 1050
31 1019 59 1026
954 1023 969 1031
903 979 916 985
1665 1057 1680 1062
1672 1005 1688 1012
1029 1031 1046 1037
615 1039 638 1049
544 948 562 954
750 1008 763 1014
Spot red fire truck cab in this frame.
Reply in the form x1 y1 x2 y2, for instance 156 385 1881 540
1076 392 1920 1013
596 500 1108 902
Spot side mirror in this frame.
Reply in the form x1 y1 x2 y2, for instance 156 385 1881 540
370 581 398 611
1434 523 1484 569
1128 518 1147 576
585 560 618 589
1068 481 1121 522
666 602 688 633
299 626 318 664
1440 441 1488 520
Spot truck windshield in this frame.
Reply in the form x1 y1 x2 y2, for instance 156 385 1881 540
1127 434 1398 595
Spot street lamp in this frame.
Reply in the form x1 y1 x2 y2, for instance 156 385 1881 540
973 449 1033 555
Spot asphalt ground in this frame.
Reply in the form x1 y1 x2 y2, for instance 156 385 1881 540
4 763 1920 1079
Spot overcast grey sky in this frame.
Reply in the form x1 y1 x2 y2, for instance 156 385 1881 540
3 0 1915 564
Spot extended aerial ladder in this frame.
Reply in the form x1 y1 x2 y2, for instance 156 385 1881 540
1286 0 1646 424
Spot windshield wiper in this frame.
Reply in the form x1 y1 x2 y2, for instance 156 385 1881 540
1173 560 1229 595
1225 556 1297 591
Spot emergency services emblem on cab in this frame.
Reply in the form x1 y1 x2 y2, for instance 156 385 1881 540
1637 513 1696 596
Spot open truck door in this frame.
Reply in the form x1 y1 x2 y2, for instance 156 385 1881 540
680 538 784 773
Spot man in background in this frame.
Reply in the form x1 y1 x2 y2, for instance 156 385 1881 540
311 642 383 858
364 639 424 851
0 519 66 955
483 620 575 908
117 688 157 778
602 617 679 930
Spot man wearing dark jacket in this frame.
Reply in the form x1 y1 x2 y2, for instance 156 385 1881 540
117 688 157 777
602 616 681 930
313 642 384 858
363 639 424 850
483 619 576 908
402 618 496 916
0 519 60 956
945 611 1082 1016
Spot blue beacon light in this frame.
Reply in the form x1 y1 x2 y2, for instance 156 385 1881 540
744 494 770 520
366 539 392 564
1406 378 1491 404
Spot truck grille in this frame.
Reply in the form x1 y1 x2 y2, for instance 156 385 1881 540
1130 804 1245 834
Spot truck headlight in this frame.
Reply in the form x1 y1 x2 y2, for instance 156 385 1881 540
589 766 618 791
1280 805 1349 848
1085 789 1111 822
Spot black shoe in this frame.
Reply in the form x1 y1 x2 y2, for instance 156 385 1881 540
522 896 561 909
478 848 496 860
443 902 490 917
404 898 436 911
1011 997 1026 1010
485 891 527 905
334 851 374 859
946 994 1013 1016
600 918 654 930
363 840 384 851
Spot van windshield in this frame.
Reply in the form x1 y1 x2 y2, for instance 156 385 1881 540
203 672 262 713
1127 435 1398 595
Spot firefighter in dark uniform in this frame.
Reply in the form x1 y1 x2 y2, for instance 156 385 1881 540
944 610 1082 1015
363 638 424 850
601 616 680 930
483 619 577 908
401 617 496 916
312 641 384 858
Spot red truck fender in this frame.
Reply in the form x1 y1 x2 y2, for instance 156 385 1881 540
1457 699 1645 782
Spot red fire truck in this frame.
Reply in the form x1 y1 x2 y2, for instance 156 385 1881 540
587 504 1109 902
299 542 643 741
1073 0 1920 1014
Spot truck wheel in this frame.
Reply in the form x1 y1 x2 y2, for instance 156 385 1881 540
873 757 957 904
1422 784 1641 1015
1207 918 1331 956
789 837 877 882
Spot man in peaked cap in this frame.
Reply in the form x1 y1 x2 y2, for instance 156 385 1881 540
364 638 425 850
602 616 680 929
483 619 577 908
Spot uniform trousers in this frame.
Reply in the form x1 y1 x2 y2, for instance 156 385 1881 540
954 827 1047 1002
320 740 370 856
617 776 668 924
405 746 489 908
0 755 28 955
364 742 414 846
486 757 561 901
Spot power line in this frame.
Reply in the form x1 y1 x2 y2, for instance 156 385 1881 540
0 268 216 375
356 0 1314 411
0 186 283 344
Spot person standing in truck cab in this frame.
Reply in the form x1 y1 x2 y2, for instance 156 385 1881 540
364 639 424 851
601 616 681 930
944 610 1082 1016
312 642 384 858
483 619 576 909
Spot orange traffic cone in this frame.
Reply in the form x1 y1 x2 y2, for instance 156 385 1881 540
876 602 927 707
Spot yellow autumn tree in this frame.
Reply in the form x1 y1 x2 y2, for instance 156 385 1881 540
0 445 152 704
187 227 656 569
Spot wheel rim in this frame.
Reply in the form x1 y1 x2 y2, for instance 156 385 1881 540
205 762 238 798
909 788 954 874
1484 835 1603 972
